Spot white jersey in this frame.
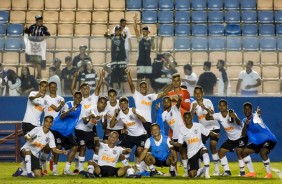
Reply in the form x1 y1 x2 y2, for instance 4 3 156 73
22 91 47 126
81 94 99 110
76 105 107 132
98 142 124 167
21 127 56 158
239 70 261 91
105 100 124 130
190 99 220 130
182 72 198 96
178 123 210 159
44 95 65 118
144 135 173 149
117 108 147 136
213 112 243 141
162 105 185 140
133 90 158 123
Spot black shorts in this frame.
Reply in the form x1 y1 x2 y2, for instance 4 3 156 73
247 141 277 154
172 139 187 152
143 122 152 137
96 166 120 177
155 158 169 167
20 149 40 171
202 129 220 144
51 130 77 150
220 137 248 152
75 129 96 149
22 122 37 135
103 129 126 141
111 61 127 83
119 134 147 149
188 148 204 171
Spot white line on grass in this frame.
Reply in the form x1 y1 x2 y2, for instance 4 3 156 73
271 168 282 180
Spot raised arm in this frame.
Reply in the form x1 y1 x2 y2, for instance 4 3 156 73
132 108 146 123
110 109 120 128
94 69 105 96
125 68 135 94
133 13 140 37
157 84 173 99
71 71 79 96
49 101 65 112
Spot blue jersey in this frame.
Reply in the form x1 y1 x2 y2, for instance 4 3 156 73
51 101 81 137
243 114 277 145
150 135 170 161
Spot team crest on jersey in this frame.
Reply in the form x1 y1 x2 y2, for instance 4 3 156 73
56 138 61 144
57 100 61 104
170 112 173 117
45 137 50 143
141 141 145 147
147 96 152 101
80 140 85 146
44 100 47 105
239 140 245 147
263 142 270 147
113 150 117 155
129 115 134 120
194 129 198 134
88 97 92 102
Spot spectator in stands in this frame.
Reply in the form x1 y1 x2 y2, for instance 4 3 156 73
6 69 21 96
216 60 231 96
48 66 61 96
0 63 7 96
80 61 97 94
181 64 198 97
24 15 50 79
72 45 92 68
61 56 76 96
133 13 155 86
53 58 62 77
197 61 217 96
236 61 261 96
112 18 132 64
20 66 38 96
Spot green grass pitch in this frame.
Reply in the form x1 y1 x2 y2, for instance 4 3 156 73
1 162 281 184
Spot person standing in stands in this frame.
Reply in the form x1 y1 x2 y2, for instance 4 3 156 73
80 61 97 94
236 61 261 96
48 66 62 96
181 64 198 97
216 60 231 96
72 45 92 68
24 15 50 79
133 13 155 86
197 61 217 96
53 58 62 77
61 56 76 96
20 66 38 96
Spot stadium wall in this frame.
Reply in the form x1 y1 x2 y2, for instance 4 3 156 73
0 96 281 162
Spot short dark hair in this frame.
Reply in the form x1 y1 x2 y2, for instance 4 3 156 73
44 115 54 122
162 96 171 101
120 18 126 23
204 61 211 69
184 64 192 71
109 131 119 138
39 80 48 85
172 73 180 78
183 111 192 117
247 60 254 66
108 88 117 96
150 123 160 129
218 99 227 105
181 85 187 89
80 82 89 89
194 86 203 92
98 96 108 102
49 66 56 72
119 96 129 103
48 81 57 86
218 59 225 66
243 102 253 109
139 81 148 86
74 91 82 96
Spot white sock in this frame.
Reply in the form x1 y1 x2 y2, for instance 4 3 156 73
87 165 94 174
170 165 176 171
198 158 203 169
53 164 58 172
93 154 98 163
149 164 156 171
220 156 230 171
22 161 27 172
64 162 71 172
74 152 79 170
203 153 210 175
121 159 129 166
78 156 85 172
182 159 188 173
124 154 130 160
243 155 255 172
212 153 220 173
263 158 271 173
140 161 147 171
126 167 134 175
25 155 31 174
238 159 245 172
40 153 48 170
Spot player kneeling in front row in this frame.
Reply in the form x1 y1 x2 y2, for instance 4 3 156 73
84 131 140 178
136 123 177 177
170 111 219 179
12 116 67 178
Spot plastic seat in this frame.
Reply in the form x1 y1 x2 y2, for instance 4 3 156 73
263 81 280 94
76 11 91 24
125 11 140 24
143 0 158 10
242 24 258 35
225 24 241 35
92 12 108 23
126 0 141 10
209 37 225 50
257 0 274 10
174 37 190 50
45 0 60 10
241 0 256 10
58 24 73 36
192 37 208 50
262 66 279 79
91 24 108 36
224 0 240 10
7 23 23 36
225 11 240 23
260 37 276 50
28 0 44 10
77 0 93 10
109 11 124 24
142 11 157 23
44 24 57 36
94 0 109 10
158 11 174 23
110 0 125 10
55 37 72 51
275 11 282 23
26 11 41 23
261 52 278 64
175 0 190 10
274 0 282 10
227 52 243 65
59 11 75 23
192 11 207 23
192 24 207 36
192 0 207 10
259 24 275 35
0 11 9 23
12 0 27 10
158 24 174 36
258 11 274 23
0 24 6 36
208 0 223 10
10 11 26 23
5 37 22 50
43 11 59 23
158 37 174 50
208 11 224 23
242 11 257 23
159 0 174 10
3 52 19 65
0 0 11 10
0 37 5 50
209 24 224 35
175 24 190 36
226 37 241 50
61 0 76 10
277 36 282 50
90 37 106 51
75 24 90 36
175 11 190 23
242 37 259 50
276 24 282 35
